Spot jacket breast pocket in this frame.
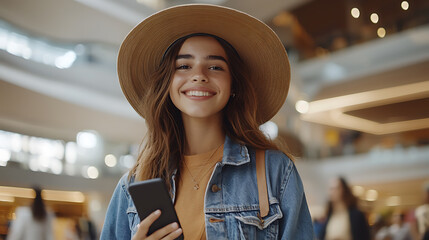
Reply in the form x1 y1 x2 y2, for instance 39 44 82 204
126 206 140 237
234 203 283 240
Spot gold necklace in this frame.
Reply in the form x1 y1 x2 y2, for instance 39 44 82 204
183 144 222 190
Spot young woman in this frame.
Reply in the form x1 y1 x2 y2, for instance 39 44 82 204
101 4 314 239
7 187 54 240
319 177 370 240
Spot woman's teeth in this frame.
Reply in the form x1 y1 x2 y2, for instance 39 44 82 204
186 91 213 97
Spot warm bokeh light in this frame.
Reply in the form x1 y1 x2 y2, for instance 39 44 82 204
401 1 409 10
0 195 14 202
273 11 295 27
87 166 99 179
0 186 34 198
105 154 117 167
365 189 378 201
351 8 360 18
42 190 85 203
377 27 386 38
295 100 310 114
0 186 84 203
386 196 401 206
370 13 379 24
352 185 365 197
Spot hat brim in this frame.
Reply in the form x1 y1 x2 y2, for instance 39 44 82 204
118 4 290 124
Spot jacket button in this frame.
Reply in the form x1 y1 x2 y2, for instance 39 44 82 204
211 184 221 193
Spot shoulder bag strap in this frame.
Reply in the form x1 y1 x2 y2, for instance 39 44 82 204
256 149 269 218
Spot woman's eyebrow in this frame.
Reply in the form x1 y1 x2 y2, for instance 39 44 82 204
176 54 193 60
207 55 227 63
176 54 227 63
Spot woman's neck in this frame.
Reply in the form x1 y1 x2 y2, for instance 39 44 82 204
182 113 225 155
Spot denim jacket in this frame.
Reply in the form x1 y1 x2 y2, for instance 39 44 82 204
100 136 314 239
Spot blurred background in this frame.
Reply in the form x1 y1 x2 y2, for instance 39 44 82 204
0 0 428 239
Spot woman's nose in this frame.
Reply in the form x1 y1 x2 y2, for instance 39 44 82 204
192 68 208 83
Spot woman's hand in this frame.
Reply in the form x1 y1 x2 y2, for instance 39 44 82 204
132 210 183 240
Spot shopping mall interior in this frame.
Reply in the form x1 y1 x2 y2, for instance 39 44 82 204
0 0 428 239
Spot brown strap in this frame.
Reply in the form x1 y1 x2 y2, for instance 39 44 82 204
256 149 269 218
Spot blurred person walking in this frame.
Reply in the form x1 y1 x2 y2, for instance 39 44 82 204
415 185 429 240
373 214 393 240
6 186 54 240
319 177 370 240
388 211 413 240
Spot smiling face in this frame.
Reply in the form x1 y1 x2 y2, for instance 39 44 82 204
169 36 232 121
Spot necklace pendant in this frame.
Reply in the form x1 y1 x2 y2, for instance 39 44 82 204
193 184 200 190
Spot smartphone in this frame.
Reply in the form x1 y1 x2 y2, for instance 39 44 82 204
128 178 183 240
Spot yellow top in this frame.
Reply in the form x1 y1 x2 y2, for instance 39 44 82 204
174 145 224 240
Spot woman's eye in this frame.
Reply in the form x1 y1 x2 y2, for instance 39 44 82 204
209 66 223 71
176 65 190 69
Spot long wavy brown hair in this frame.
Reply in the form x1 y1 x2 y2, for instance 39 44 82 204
130 34 286 190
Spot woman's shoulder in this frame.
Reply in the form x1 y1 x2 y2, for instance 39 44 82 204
118 171 136 187
264 148 294 167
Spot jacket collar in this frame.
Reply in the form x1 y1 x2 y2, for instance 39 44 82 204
221 135 250 166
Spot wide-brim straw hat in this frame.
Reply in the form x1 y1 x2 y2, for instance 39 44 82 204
118 4 290 124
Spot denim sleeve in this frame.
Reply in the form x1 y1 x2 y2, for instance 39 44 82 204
100 174 132 240
278 160 314 239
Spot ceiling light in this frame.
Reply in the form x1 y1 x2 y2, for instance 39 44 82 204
377 27 386 38
65 142 77 164
0 23 77 69
0 186 34 198
42 190 85 203
0 195 14 202
54 51 77 69
105 154 117 167
76 131 98 149
351 8 360 18
295 100 310 114
0 187 85 203
0 148 11 166
370 13 379 24
87 166 99 179
365 189 378 201
401 1 409 10
300 81 429 135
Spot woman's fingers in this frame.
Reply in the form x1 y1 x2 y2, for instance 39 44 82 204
149 222 181 240
161 227 183 240
132 210 161 239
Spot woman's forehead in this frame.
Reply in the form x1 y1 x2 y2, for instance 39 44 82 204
178 36 228 58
